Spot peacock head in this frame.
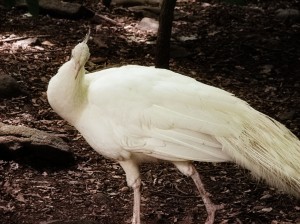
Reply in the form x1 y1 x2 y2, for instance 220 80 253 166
71 31 91 79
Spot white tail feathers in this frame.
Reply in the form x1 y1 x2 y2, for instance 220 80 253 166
218 110 300 198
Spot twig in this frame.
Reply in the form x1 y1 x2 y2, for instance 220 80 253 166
0 35 51 43
0 49 59 56
0 36 28 43
93 13 121 26
174 184 189 195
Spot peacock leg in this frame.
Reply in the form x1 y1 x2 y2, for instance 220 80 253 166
119 160 141 224
173 161 223 224
132 178 141 224
190 166 224 224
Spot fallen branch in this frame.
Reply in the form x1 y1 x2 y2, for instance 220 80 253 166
0 122 74 168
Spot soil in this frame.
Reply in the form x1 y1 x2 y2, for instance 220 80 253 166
0 0 299 223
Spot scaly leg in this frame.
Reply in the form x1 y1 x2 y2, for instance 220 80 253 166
190 166 223 224
119 160 141 224
174 162 223 224
132 178 141 224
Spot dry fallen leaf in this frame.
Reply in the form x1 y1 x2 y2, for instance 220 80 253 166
16 193 26 203
261 207 273 212
41 40 55 46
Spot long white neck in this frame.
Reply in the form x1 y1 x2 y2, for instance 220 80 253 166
47 59 87 124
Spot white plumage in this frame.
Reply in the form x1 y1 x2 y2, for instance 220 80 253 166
47 34 300 224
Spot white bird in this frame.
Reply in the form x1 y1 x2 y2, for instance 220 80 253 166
47 33 300 224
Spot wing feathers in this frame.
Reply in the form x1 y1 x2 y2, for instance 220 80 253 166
148 129 231 161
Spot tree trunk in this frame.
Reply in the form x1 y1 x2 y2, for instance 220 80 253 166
155 0 177 69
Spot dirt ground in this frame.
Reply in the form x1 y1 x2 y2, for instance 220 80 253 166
0 0 299 223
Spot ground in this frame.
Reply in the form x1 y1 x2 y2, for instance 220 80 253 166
0 0 299 223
